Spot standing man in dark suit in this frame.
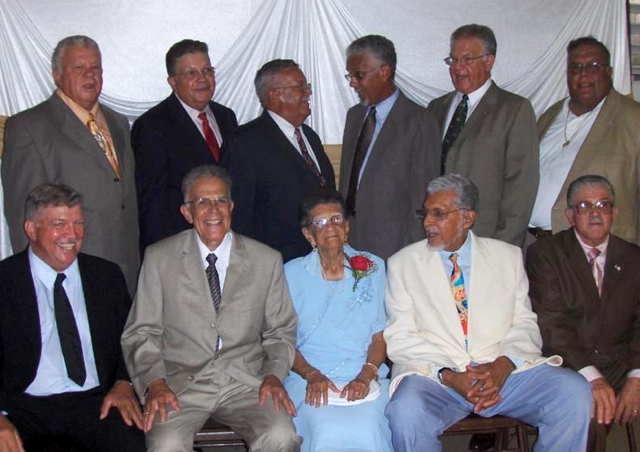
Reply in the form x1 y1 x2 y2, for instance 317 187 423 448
340 35 440 260
133 39 238 252
0 183 144 452
222 59 334 262
2 35 139 295
527 175 640 452
427 24 539 248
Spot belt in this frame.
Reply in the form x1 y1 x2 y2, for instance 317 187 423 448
528 227 553 240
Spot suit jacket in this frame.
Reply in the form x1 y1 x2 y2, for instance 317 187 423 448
526 229 640 388
221 111 335 262
427 82 539 247
0 250 132 410
537 89 640 246
384 231 557 395
132 93 238 251
121 230 297 398
2 94 140 294
339 90 440 260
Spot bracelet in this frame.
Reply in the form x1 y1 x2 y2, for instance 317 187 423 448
363 362 379 381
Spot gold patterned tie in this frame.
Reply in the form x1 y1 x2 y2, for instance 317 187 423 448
87 113 120 178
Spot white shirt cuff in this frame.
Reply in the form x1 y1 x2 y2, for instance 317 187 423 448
578 365 603 382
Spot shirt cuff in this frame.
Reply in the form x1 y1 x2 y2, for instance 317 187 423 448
628 369 640 379
506 355 524 369
578 365 603 382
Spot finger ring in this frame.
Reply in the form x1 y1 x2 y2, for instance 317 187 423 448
480 387 485 392
633 410 638 414
144 411 150 415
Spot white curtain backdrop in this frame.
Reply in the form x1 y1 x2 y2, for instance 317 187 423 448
0 0 630 257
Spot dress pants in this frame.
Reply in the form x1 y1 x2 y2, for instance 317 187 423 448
385 363 592 452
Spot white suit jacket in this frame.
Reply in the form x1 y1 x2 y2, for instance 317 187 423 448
384 232 560 395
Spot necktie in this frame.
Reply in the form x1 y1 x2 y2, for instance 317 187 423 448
206 253 222 312
588 248 603 296
449 253 469 350
295 128 327 188
441 94 469 175
53 273 86 386
346 106 377 216
198 112 221 162
87 113 121 178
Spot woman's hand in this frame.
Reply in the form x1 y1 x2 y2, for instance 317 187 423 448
341 370 374 401
305 370 340 408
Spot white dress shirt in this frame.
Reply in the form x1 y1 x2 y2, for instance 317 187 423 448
196 230 233 292
441 78 493 139
267 110 321 170
176 94 223 146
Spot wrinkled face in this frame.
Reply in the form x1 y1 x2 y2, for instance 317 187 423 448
301 203 349 252
565 184 616 247
346 51 392 106
53 45 103 110
25 205 85 272
168 52 216 111
448 37 494 95
180 177 234 251
422 190 475 252
268 67 312 127
567 44 612 116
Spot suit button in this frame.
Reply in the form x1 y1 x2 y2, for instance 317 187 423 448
214 353 219 360
188 375 194 381
210 323 215 328
594 349 599 354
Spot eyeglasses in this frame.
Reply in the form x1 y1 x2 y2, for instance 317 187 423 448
572 200 614 215
186 197 230 210
174 67 216 80
307 214 345 229
344 65 385 82
567 62 609 75
443 54 488 67
415 208 463 221
273 83 312 93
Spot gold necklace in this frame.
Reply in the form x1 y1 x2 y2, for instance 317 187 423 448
563 106 596 148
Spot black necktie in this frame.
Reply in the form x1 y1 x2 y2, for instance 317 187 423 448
441 94 469 175
346 106 377 216
206 253 221 312
53 273 86 386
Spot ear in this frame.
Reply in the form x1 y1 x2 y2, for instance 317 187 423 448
53 69 62 89
463 209 477 229
180 204 194 225
565 208 575 226
379 64 392 82
24 220 37 242
167 75 177 92
301 227 315 247
484 54 496 72
612 206 618 221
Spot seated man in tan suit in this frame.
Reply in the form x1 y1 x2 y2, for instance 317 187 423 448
121 165 300 452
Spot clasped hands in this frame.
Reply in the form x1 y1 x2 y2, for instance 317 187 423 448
305 367 376 408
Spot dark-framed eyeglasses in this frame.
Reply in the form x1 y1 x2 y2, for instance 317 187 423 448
307 214 345 229
174 67 216 80
443 54 488 67
185 197 230 210
415 208 463 221
572 200 614 215
273 83 312 93
344 64 385 82
567 61 609 75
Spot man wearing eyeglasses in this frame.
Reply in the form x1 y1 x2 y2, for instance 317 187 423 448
527 175 640 452
530 37 640 247
340 35 440 260
427 24 539 249
133 39 238 253
222 59 335 263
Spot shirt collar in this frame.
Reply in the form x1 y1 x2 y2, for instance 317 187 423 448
454 78 492 110
28 246 80 288
438 230 472 261
56 88 99 124
574 229 609 255
368 88 400 122
174 92 212 121
196 230 233 267
267 110 299 139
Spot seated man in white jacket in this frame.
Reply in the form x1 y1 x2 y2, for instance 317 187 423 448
384 173 591 452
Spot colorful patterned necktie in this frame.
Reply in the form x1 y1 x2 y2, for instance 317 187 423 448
294 128 327 188
198 112 221 162
346 106 376 216
588 248 603 296
206 253 222 312
449 253 469 350
441 94 468 175
87 113 120 178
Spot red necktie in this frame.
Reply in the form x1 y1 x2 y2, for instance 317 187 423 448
198 112 221 162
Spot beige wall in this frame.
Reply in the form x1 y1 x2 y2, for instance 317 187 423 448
324 144 342 187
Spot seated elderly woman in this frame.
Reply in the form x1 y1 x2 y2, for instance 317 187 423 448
284 189 392 452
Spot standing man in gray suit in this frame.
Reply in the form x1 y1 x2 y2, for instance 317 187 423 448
2 35 139 294
427 24 539 248
340 35 440 260
121 166 300 452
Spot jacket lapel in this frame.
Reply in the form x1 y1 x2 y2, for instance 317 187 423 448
220 234 250 308
181 230 216 318
563 230 601 304
601 235 623 303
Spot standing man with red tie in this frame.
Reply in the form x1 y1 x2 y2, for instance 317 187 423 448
133 39 238 253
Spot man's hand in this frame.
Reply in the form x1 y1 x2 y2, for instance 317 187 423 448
143 379 180 432
100 380 144 430
259 374 297 416
615 377 640 424
441 368 499 413
590 378 616 425
0 414 24 452
305 371 339 407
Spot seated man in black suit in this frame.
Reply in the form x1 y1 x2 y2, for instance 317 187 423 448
0 184 145 452
133 39 238 252
222 59 335 262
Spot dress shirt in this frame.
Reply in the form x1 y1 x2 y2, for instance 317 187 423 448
266 110 321 170
441 78 492 140
25 249 100 396
176 94 223 146
529 97 605 229
196 230 233 292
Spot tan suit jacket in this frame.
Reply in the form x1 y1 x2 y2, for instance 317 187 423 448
537 89 640 246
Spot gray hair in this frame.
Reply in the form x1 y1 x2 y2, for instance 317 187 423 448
51 35 101 73
426 174 479 211
450 24 497 56
181 165 232 202
566 175 616 208
346 35 397 78
254 59 299 106
25 183 84 221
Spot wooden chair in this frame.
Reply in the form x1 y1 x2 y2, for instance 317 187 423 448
441 414 530 452
193 418 247 451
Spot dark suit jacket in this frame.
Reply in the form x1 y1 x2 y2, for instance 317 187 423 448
221 111 335 262
526 229 640 389
132 93 238 251
0 251 132 410
339 90 440 260
427 82 539 247
2 94 140 294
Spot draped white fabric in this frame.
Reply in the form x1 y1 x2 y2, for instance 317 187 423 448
0 0 630 258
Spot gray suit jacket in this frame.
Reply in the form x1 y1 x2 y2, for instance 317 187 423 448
121 230 297 399
2 94 139 293
339 90 440 260
537 89 640 246
427 82 539 247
